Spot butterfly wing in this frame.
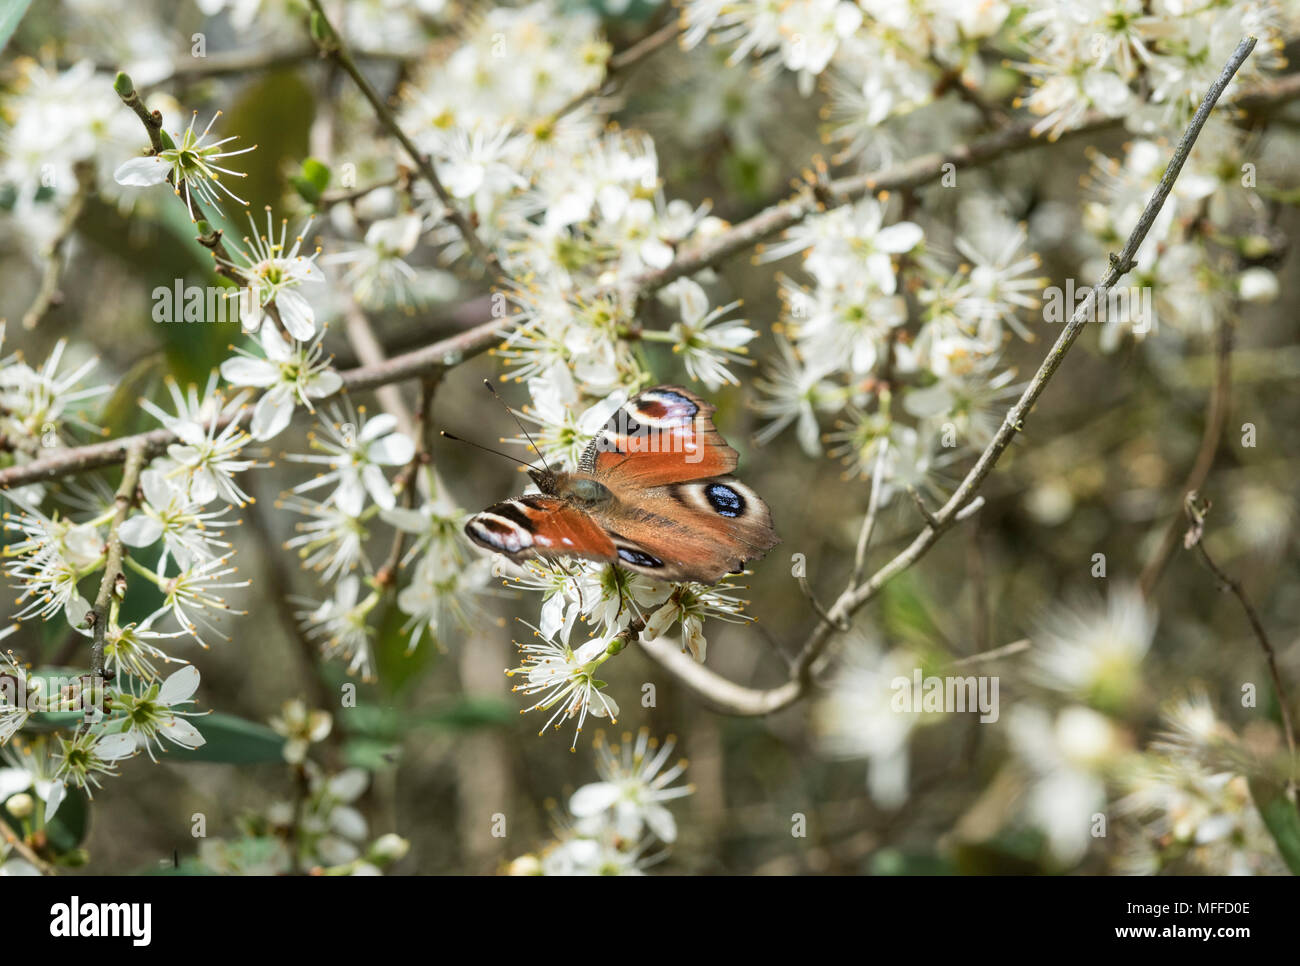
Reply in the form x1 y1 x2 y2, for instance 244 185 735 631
464 496 617 566
580 386 737 486
468 385 778 585
585 477 780 584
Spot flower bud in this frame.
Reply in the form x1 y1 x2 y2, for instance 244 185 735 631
6 792 33 819
368 833 410 863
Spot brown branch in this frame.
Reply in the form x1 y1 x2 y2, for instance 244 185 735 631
133 45 412 88
22 161 94 330
1183 492 1297 787
544 18 682 127
112 72 246 287
1139 312 1234 596
88 442 147 678
1 820 55 876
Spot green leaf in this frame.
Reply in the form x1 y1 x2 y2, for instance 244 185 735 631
290 175 321 205
301 157 331 192
44 787 90 854
291 158 332 204
870 847 954 876
344 736 402 771
24 711 86 733
878 570 944 657
421 696 515 730
221 69 315 213
0 0 33 52
1248 777 1300 875
372 600 439 696
172 712 286 764
345 696 514 737
95 351 167 438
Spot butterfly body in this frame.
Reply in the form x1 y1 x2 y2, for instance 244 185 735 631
465 386 779 584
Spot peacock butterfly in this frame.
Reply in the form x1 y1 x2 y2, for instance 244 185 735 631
462 385 779 584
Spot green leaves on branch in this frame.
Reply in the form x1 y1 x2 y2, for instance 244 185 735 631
173 713 286 764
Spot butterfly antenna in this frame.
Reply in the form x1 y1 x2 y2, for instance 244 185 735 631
440 431 536 470
482 379 553 474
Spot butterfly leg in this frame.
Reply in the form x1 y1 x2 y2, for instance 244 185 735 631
611 563 628 624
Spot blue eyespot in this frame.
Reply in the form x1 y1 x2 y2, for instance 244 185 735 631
705 483 744 518
617 546 663 568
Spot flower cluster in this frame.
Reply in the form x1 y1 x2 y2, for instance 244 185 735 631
756 194 1040 507
1115 694 1288 875
0 59 138 241
192 701 409 875
502 558 750 746
508 729 693 875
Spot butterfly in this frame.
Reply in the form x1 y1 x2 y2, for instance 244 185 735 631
463 386 779 584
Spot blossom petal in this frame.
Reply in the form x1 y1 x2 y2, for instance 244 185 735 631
251 388 295 441
158 665 201 706
161 716 205 749
275 289 317 342
118 514 165 548
113 155 171 187
569 782 620 817
366 432 415 465
95 733 138 762
219 356 278 388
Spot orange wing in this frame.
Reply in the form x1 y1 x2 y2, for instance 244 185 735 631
580 386 738 487
464 496 616 565
587 477 780 584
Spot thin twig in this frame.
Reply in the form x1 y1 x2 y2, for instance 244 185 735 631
544 18 682 127
796 569 850 632
132 44 412 88
375 374 440 591
22 161 94 330
907 485 939 528
88 442 147 678
1139 310 1235 596
112 72 247 288
320 173 402 206
851 442 888 586
637 38 1260 715
949 638 1030 668
1 820 55 875
1183 492 1297 788
113 72 163 153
